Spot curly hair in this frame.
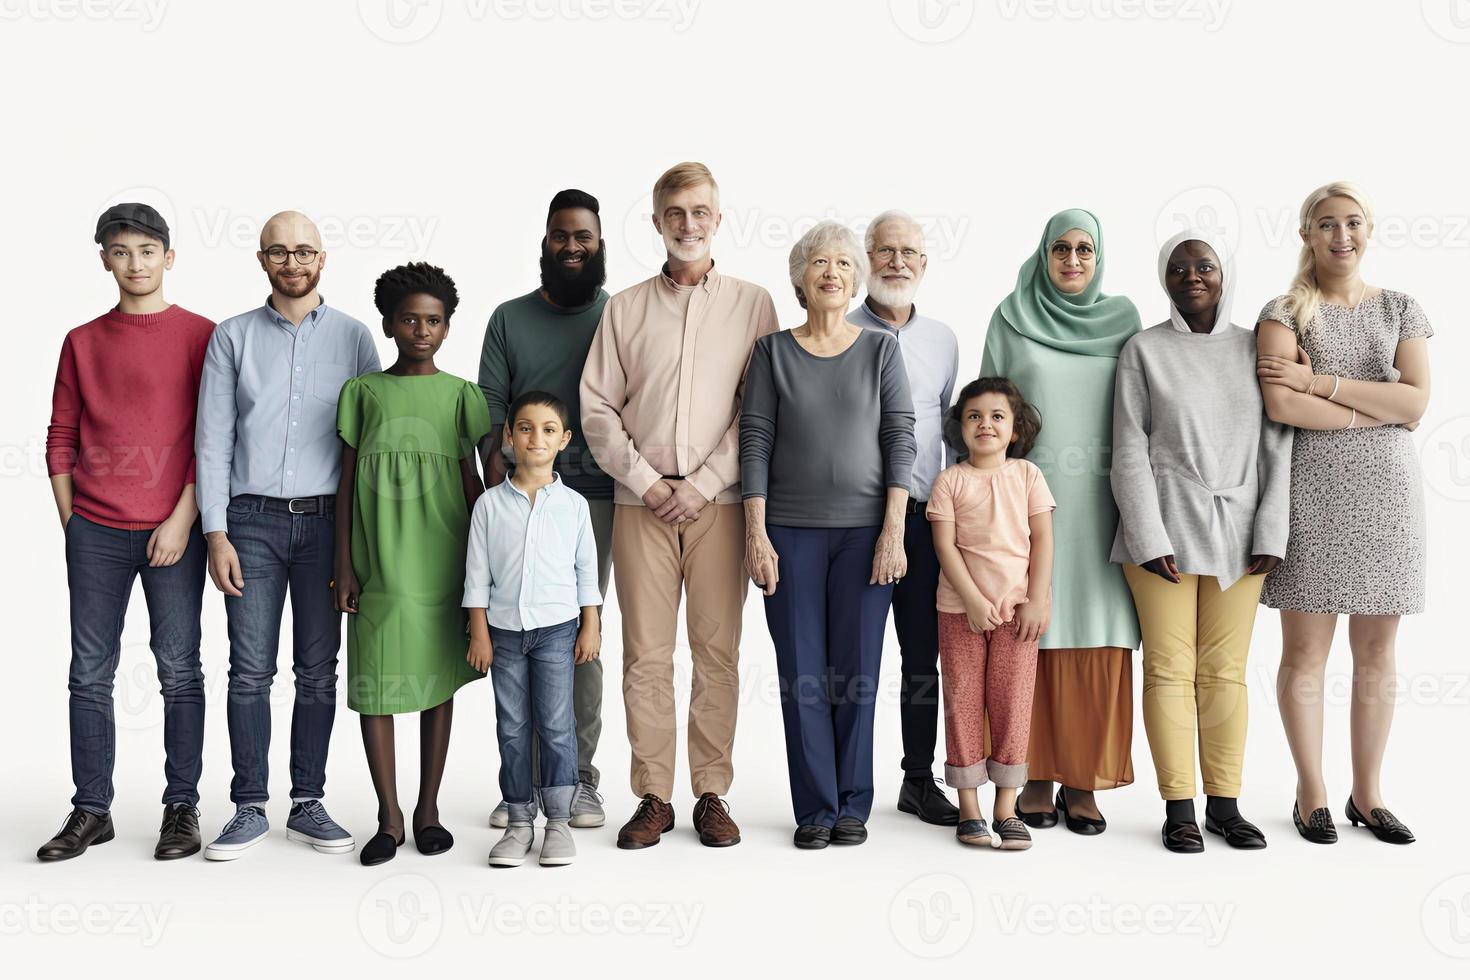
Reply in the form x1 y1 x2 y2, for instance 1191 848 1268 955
373 261 459 321
946 376 1043 459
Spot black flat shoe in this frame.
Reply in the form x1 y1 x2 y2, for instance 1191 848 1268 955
1015 798 1058 829
1345 796 1415 844
1162 818 1204 853
956 818 992 846
793 825 831 849
897 776 960 826
360 830 406 866
1055 787 1106 836
414 825 454 855
1292 802 1337 844
1204 811 1267 849
37 809 115 862
830 817 867 845
155 803 202 860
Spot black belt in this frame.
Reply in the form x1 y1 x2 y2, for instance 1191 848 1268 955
231 494 335 516
905 498 928 515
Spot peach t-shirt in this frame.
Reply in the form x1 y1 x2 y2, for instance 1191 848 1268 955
926 458 1056 621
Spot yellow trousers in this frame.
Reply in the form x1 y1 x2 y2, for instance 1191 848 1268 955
1123 565 1264 801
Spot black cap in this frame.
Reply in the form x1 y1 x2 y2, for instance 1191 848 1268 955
95 202 170 250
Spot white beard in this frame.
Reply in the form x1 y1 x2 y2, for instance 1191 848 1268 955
665 237 710 264
866 275 918 309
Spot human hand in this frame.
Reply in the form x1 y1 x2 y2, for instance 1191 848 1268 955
745 530 780 597
870 525 907 586
206 531 245 596
1142 554 1182 583
652 479 708 524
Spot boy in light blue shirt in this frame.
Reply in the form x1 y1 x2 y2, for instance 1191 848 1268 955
465 390 600 867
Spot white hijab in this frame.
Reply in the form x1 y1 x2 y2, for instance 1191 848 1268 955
1158 228 1234 335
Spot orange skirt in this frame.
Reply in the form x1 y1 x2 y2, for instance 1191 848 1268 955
1024 647 1134 790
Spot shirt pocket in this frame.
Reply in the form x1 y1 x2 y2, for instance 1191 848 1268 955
312 363 354 405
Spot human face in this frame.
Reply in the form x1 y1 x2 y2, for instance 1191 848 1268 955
801 241 859 312
1164 240 1223 319
653 183 720 264
545 207 601 279
960 392 1017 463
507 402 571 471
1302 195 1369 276
1046 228 1096 294
866 219 927 308
257 213 325 298
100 230 172 298
383 293 449 364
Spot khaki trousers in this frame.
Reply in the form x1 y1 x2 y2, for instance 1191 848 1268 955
613 503 746 800
1123 565 1263 801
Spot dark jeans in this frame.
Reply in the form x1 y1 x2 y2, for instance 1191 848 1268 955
892 507 942 777
763 524 893 828
222 496 341 805
490 619 579 820
65 514 206 814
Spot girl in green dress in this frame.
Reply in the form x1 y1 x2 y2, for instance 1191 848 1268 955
334 262 491 866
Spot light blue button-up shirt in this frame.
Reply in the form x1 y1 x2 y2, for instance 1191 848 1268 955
463 474 600 631
849 300 959 501
195 298 380 534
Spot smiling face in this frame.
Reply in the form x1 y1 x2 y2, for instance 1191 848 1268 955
1046 227 1096 294
1302 195 1369 275
545 206 601 278
653 182 720 264
801 241 860 312
866 218 927 308
257 212 325 299
1164 239 1223 319
100 229 172 298
383 292 448 363
959 392 1018 462
507 401 572 471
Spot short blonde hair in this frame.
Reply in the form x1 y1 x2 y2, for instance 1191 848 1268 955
653 161 720 213
789 221 870 310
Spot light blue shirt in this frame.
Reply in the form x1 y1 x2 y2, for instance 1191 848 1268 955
463 474 600 631
195 298 380 534
849 300 959 501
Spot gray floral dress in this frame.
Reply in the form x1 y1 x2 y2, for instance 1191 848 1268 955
1256 290 1432 615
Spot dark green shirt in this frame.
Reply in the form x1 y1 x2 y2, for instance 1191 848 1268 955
478 288 613 499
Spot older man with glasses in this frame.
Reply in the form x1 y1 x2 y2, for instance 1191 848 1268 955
848 210 961 826
195 211 380 860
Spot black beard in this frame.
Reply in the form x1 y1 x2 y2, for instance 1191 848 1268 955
539 240 607 308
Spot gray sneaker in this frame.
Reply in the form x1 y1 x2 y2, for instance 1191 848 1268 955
204 805 269 861
489 792 540 829
488 825 535 867
286 800 355 853
568 782 606 828
540 820 576 866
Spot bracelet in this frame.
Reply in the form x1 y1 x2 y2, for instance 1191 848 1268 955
1343 408 1357 430
1306 375 1322 397
1327 375 1341 401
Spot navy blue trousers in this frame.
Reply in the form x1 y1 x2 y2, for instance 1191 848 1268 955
763 524 893 828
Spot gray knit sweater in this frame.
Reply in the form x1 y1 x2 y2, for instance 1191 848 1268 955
1109 321 1293 589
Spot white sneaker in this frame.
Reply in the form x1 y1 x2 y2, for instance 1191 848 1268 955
539 820 576 866
488 825 535 867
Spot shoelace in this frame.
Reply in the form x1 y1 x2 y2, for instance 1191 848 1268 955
296 800 331 826
698 795 732 823
163 805 197 833
634 795 666 821
224 806 267 835
572 784 604 809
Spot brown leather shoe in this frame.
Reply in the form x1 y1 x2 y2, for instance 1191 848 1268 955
616 794 674 850
692 792 741 847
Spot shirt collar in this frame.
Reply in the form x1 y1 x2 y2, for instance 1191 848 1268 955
500 471 564 503
265 295 327 330
659 259 718 293
857 296 918 331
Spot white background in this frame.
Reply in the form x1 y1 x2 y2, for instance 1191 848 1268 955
2 0 1468 974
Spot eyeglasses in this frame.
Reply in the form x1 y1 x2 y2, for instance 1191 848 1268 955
1050 242 1095 259
263 246 320 265
872 246 922 262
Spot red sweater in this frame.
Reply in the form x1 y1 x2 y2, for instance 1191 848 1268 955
47 305 215 530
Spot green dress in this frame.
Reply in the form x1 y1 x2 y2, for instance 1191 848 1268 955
337 371 492 714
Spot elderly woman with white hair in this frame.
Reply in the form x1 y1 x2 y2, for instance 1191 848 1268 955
740 220 917 849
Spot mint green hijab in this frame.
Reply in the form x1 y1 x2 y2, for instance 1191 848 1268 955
987 208 1141 358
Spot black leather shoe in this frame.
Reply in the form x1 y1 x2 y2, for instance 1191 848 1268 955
414 825 454 855
360 830 406 866
1015 797 1059 829
1345 796 1415 844
1292 802 1337 844
155 803 201 860
897 776 960 826
38 809 115 862
793 825 831 849
1204 811 1266 849
1162 818 1204 853
1055 787 1106 836
831 817 868 845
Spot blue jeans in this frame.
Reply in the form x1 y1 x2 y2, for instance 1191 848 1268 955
65 514 206 814
490 619 579 820
222 497 342 805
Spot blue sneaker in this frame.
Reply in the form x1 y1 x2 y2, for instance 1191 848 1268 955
204 805 269 861
286 800 355 854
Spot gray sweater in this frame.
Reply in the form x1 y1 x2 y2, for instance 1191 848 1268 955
1109 322 1293 589
740 327 916 527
